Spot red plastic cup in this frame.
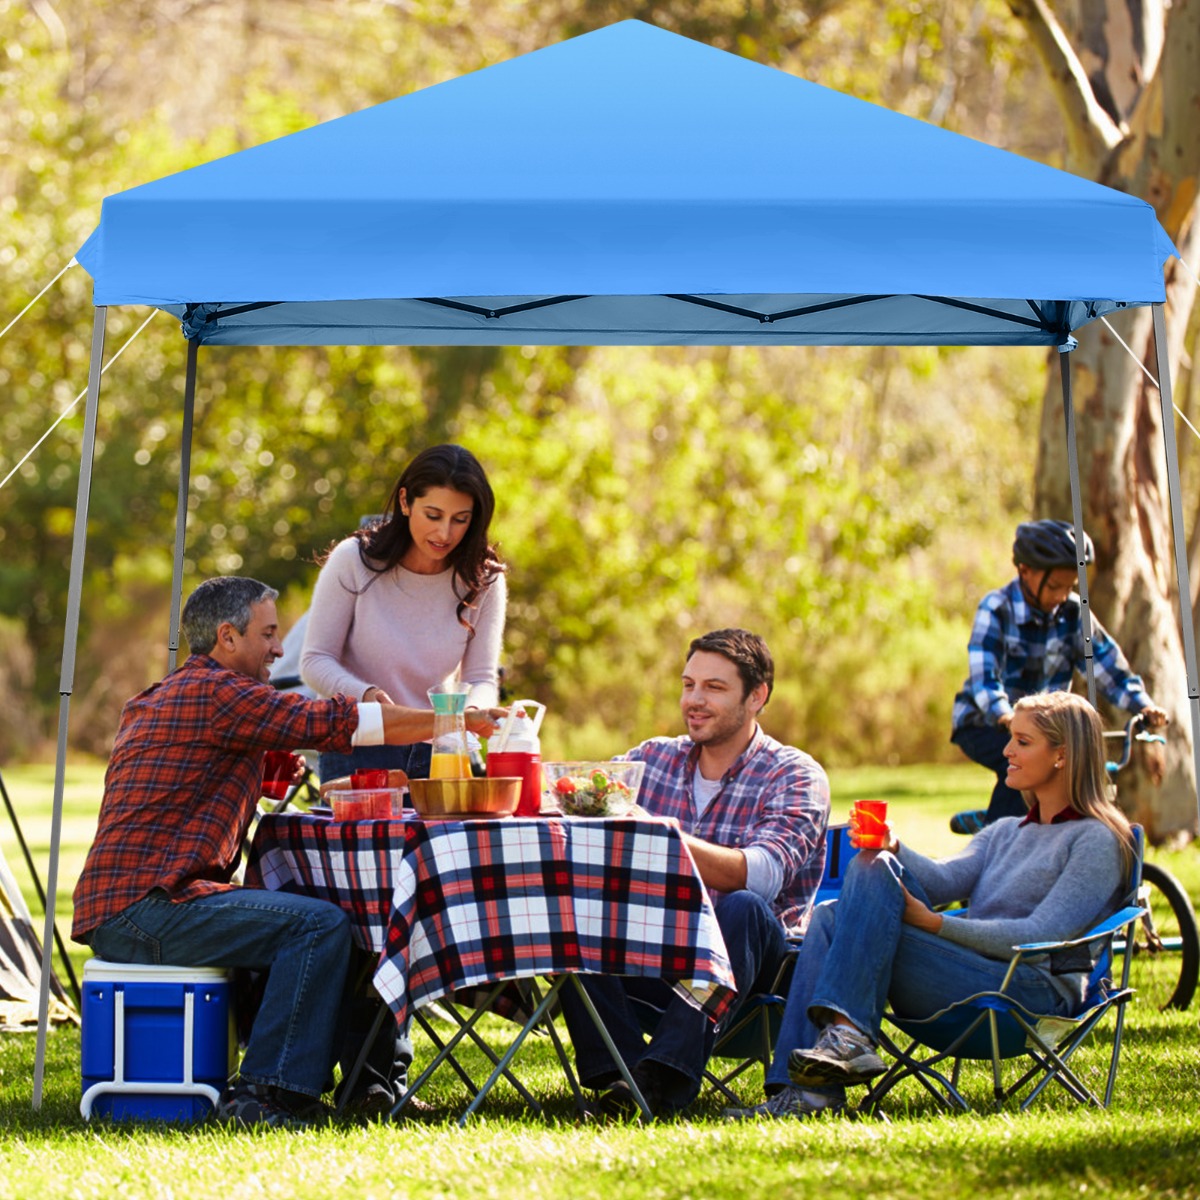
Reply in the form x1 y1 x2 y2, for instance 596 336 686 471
262 751 302 801
852 799 889 848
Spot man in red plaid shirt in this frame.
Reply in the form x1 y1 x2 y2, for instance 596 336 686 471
558 628 830 1118
72 576 502 1127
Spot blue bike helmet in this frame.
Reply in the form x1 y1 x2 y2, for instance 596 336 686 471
1012 519 1095 570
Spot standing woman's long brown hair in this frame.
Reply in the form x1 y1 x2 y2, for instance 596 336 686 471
355 444 506 634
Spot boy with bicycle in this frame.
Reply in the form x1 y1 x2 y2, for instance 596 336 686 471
950 519 1168 833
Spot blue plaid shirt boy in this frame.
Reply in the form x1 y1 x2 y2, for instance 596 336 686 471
952 577 1154 730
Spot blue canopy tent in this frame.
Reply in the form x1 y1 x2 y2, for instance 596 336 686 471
37 18 1199 1102
76 20 1173 346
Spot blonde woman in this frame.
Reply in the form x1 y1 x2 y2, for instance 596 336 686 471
727 690 1133 1120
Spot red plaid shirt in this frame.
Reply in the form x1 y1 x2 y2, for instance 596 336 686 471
72 654 359 940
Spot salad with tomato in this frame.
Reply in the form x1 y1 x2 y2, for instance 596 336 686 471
552 768 635 817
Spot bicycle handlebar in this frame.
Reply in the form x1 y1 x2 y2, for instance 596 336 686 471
1105 712 1167 776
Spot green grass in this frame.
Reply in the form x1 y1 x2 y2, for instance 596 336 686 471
2 761 1199 1199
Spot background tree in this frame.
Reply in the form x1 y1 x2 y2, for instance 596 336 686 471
4 0 1193 833
1009 0 1200 840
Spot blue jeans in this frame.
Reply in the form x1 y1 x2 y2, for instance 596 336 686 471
318 742 431 784
88 887 400 1099
558 890 788 1109
764 851 1071 1090
951 724 1025 821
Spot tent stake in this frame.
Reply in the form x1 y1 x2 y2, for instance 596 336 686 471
1150 303 1200 827
167 339 199 672
34 305 107 1109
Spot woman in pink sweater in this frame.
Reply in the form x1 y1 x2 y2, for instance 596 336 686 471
301 444 507 782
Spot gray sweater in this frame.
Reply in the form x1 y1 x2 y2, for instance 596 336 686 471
897 817 1126 1009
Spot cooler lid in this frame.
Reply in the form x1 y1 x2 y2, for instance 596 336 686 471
83 959 230 984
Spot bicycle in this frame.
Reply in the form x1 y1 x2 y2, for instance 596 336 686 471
1105 715 1199 1012
949 713 1198 1011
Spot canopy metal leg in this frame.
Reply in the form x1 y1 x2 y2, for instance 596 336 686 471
1059 344 1098 705
34 305 107 1109
167 339 198 672
1150 303 1200 827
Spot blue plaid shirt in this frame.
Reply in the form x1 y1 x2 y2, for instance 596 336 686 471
952 577 1154 730
623 726 829 933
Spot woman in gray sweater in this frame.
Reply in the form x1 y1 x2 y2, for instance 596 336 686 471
727 690 1134 1120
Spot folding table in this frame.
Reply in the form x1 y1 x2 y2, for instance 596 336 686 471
244 811 737 1122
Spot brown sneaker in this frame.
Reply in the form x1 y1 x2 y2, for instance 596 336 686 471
392 1090 437 1118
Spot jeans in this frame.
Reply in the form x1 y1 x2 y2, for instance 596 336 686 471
559 890 788 1110
764 851 1072 1090
89 886 406 1099
90 883 350 1099
951 724 1025 821
318 741 431 784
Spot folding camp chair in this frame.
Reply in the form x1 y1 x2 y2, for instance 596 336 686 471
813 821 857 905
860 825 1146 1114
702 823 858 1102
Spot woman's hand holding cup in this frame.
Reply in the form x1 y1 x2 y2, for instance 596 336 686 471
850 799 896 853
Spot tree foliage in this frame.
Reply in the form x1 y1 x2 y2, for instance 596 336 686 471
3 0 1177 790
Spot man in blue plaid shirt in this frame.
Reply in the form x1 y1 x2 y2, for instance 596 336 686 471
951 520 1167 831
559 628 830 1118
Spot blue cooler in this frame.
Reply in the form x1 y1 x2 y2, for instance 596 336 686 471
80 959 235 1121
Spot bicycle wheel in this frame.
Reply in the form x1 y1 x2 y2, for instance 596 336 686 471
1123 861 1199 1011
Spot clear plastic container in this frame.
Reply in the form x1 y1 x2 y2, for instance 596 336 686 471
327 788 401 821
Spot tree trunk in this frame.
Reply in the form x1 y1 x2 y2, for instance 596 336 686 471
1015 0 1200 841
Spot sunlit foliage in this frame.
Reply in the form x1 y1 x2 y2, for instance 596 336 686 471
1 0 1061 764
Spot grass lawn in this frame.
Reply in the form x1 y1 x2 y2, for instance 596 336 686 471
2 760 1198 1199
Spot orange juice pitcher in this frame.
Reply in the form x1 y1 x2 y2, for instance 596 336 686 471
428 681 472 778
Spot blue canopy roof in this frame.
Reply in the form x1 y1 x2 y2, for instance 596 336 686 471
75 20 1176 347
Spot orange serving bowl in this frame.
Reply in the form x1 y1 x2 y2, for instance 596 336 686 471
407 776 522 818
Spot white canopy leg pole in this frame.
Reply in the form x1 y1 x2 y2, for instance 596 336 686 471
1150 303 1200 827
167 340 199 672
33 305 107 1109
1059 342 1098 705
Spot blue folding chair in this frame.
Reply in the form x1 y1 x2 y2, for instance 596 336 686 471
813 822 856 905
702 823 858 1102
860 825 1146 1113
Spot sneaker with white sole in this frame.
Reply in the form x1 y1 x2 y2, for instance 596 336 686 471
722 1084 843 1121
788 1024 887 1087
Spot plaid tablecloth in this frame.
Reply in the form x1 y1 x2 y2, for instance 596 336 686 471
245 813 737 1025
